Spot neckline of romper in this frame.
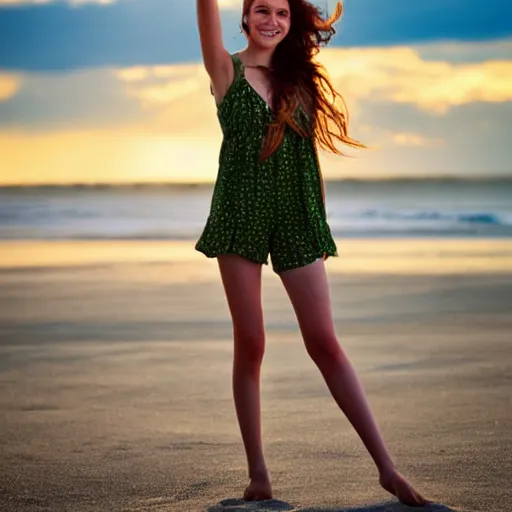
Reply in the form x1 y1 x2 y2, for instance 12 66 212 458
233 53 311 125
233 53 273 113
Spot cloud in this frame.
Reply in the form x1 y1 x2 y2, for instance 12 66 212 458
117 65 206 101
318 47 512 114
415 39 512 64
0 68 142 128
115 64 218 135
116 45 512 117
0 73 22 101
390 132 444 148
3 41 512 128
117 64 207 107
2 0 511 71
3 41 511 130
1 40 511 184
217 0 242 9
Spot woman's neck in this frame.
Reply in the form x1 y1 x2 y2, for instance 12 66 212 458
240 43 275 68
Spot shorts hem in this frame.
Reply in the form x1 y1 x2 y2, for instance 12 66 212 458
195 245 269 266
272 249 338 274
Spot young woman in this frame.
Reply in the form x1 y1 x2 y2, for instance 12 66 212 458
195 0 430 507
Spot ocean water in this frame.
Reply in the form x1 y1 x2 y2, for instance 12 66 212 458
1 179 511 241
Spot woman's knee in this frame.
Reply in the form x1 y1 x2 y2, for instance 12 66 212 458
304 333 344 366
233 330 266 365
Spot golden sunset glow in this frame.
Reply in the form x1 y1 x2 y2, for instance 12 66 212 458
3 239 512 277
1 5 511 510
0 130 222 184
0 73 22 101
1 41 511 185
317 47 512 114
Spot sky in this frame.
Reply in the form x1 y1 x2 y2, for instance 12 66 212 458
0 0 511 184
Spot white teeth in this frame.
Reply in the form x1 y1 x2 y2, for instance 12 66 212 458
260 30 279 37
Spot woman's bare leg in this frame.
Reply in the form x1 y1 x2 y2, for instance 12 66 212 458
278 259 430 506
217 254 272 501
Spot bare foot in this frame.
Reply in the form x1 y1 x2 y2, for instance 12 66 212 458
379 469 431 507
243 470 273 501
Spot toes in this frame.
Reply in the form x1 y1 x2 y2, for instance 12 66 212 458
408 491 430 507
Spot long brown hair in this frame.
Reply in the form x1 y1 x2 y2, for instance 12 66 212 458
242 0 364 161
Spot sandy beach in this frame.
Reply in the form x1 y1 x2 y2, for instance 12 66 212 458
1 239 511 511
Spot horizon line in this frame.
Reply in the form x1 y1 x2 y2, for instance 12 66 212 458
1 174 512 188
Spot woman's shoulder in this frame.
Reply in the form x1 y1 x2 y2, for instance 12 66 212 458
212 52 244 110
229 52 244 73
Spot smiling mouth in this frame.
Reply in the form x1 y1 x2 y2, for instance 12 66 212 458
260 30 281 38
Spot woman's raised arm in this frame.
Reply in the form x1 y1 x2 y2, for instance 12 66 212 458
196 0 235 103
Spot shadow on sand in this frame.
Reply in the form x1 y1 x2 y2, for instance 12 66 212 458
207 498 462 512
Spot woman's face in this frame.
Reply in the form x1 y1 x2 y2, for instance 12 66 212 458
245 0 291 50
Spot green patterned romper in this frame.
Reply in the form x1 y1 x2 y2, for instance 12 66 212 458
195 53 338 274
